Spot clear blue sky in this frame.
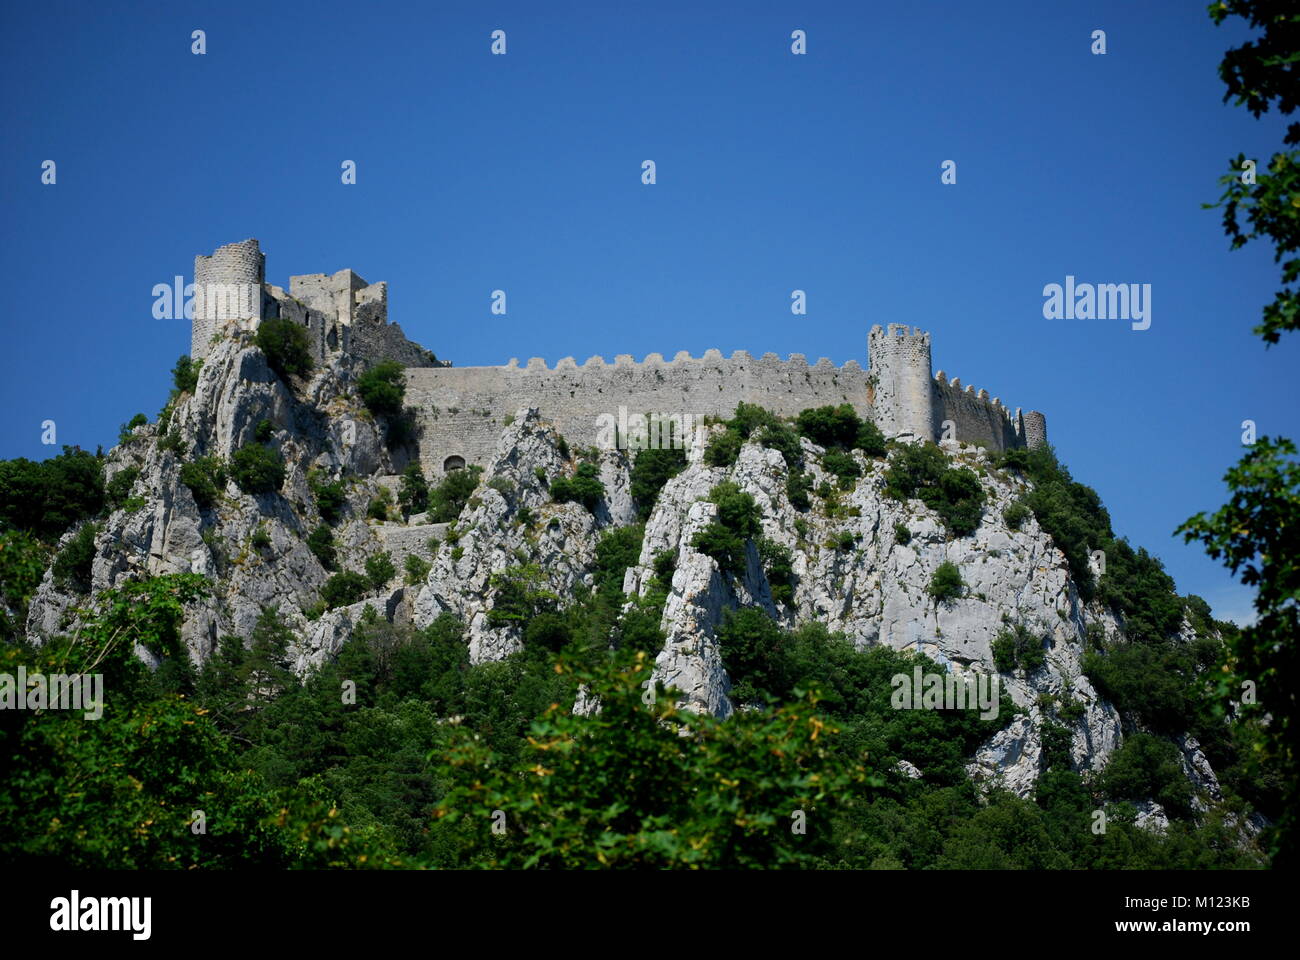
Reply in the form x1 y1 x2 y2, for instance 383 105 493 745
1 1 1293 625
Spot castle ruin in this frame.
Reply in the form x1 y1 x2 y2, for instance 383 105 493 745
190 240 1047 476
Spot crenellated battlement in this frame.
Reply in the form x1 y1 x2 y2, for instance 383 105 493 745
496 350 865 373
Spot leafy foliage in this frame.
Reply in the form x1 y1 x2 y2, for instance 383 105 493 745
105 466 141 509
179 456 226 508
884 443 985 536
0 447 105 542
549 462 605 512
307 523 337 570
171 354 201 395
52 522 98 593
1178 434 1299 861
1207 0 1300 343
991 623 1046 674
356 361 406 417
230 443 285 495
927 561 964 604
255 316 313 380
629 447 687 520
691 482 761 573
759 537 795 605
322 571 369 609
429 466 481 522
365 552 396 590
398 462 429 517
435 649 875 868
796 403 886 457
311 471 347 524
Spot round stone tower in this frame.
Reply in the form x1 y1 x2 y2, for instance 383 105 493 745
192 239 265 360
1021 410 1048 449
868 324 935 442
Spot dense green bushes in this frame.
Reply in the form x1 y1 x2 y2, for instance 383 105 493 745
365 552 396 589
927 561 964 603
255 316 313 380
52 522 97 592
885 442 985 536
997 445 1108 597
310 471 347 523
230 443 285 494
321 571 369 609
171 354 202 395
356 361 405 417
307 523 337 570
398 462 429 517
550 462 604 511
1101 733 1195 820
105 465 141 509
759 537 795 604
629 447 687 520
0 447 105 541
992 622 1047 673
429 467 481 522
796 403 887 457
0 565 1263 869
691 482 761 572
179 455 226 507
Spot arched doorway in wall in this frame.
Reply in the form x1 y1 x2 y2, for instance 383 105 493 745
443 455 466 472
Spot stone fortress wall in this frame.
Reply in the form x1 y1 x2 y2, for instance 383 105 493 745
188 242 1047 478
405 324 1048 477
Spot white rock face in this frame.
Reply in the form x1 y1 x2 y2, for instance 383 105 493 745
22 336 1221 811
412 408 633 663
621 437 1125 797
28 332 402 663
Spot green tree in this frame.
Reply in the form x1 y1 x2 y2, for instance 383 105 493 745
927 561 964 604
884 443 985 537
429 467 481 522
1178 436 1299 860
255 316 313 379
179 456 226 508
322 571 369 609
0 447 105 541
171 354 201 395
549 462 605 512
1207 0 1300 343
1183 0 1300 865
0 529 49 639
629 447 687 520
691 482 761 573
356 361 406 417
365 552 396 590
52 522 98 593
307 523 337 570
310 472 347 524
398 462 429 517
433 650 875 868
230 444 285 495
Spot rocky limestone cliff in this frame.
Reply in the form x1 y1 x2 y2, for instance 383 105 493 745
23 333 1228 815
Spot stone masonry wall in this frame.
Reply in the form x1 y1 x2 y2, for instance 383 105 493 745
932 374 1021 452
406 351 874 477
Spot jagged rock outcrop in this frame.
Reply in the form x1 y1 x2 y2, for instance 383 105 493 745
27 330 407 663
22 334 1230 811
412 409 635 662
